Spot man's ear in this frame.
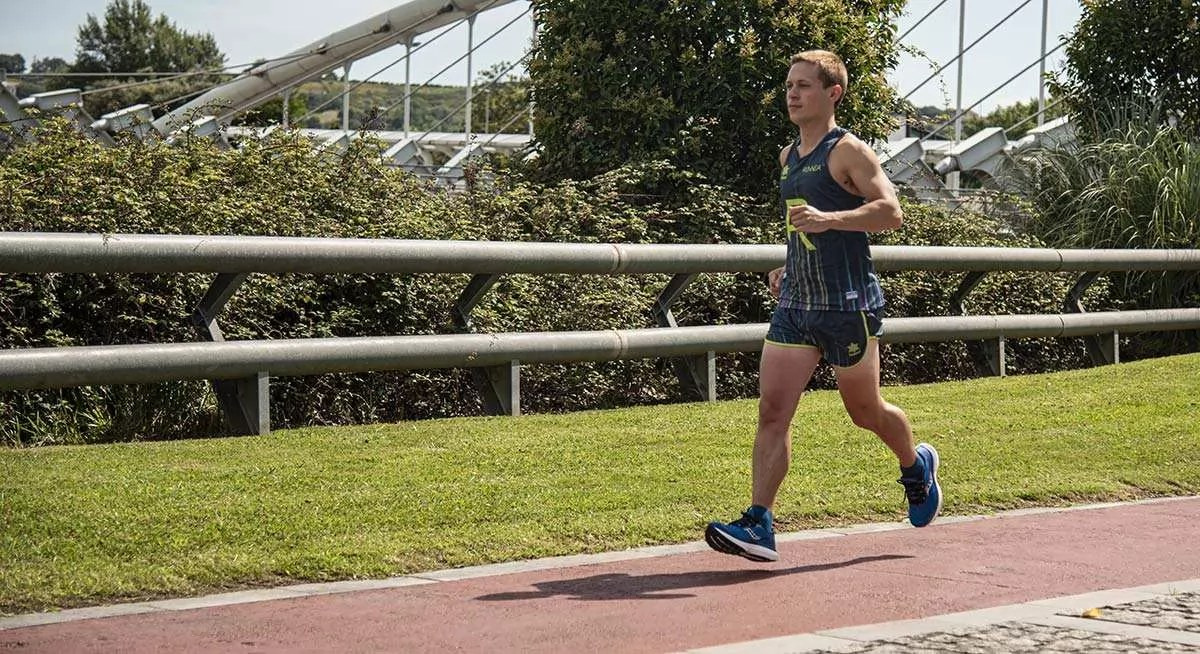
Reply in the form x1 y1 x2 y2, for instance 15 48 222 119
829 84 844 104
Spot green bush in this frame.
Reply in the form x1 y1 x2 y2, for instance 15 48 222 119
0 120 1131 445
1001 108 1200 359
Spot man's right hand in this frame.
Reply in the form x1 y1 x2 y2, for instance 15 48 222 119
768 267 784 299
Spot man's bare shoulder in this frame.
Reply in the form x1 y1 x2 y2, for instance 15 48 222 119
832 132 880 161
779 145 791 168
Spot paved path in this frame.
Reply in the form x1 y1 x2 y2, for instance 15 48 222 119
4 497 1199 653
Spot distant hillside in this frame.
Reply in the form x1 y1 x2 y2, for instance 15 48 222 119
293 79 528 134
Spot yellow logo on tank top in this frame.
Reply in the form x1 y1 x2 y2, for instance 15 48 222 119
784 197 817 251
801 164 822 173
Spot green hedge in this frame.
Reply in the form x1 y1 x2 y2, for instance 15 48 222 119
0 119 1121 445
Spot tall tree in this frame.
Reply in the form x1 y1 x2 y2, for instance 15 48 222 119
1051 0 1200 136
475 61 530 134
0 54 26 75
527 0 905 198
30 57 70 74
66 0 226 116
73 0 224 75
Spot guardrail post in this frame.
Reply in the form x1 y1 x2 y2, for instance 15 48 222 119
1102 330 1120 365
191 273 271 435
486 359 521 417
453 273 521 415
1063 272 1117 366
653 273 716 401
950 271 1003 376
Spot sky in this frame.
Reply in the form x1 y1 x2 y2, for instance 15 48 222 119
2 0 1081 115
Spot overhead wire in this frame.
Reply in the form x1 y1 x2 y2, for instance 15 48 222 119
896 0 952 43
290 0 511 125
376 7 530 118
902 0 1036 102
916 40 1067 145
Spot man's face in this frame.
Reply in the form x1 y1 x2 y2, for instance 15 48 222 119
785 62 841 125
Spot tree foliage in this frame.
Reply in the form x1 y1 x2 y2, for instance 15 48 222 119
474 62 530 134
63 0 226 116
1051 0 1200 136
0 119 1131 445
30 57 70 75
73 0 225 75
962 97 1067 140
527 0 905 198
0 54 25 75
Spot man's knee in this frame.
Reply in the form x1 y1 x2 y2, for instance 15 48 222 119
846 402 884 432
758 396 795 432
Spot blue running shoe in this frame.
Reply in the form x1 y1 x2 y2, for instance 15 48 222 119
705 506 778 562
900 442 942 527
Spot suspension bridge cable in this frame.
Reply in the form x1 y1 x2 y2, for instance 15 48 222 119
410 50 530 141
291 0 516 125
902 0 1036 102
291 21 460 123
1003 96 1067 136
366 5 532 125
68 6 467 101
896 0 951 43
917 39 1067 145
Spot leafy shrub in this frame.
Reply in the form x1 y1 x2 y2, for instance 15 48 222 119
0 121 1135 445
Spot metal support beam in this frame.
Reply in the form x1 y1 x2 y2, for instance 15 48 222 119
1038 0 1049 126
1063 271 1100 313
466 13 476 138
191 273 269 435
192 273 248 341
1102 331 1120 365
453 273 501 330
342 62 353 135
950 271 1002 376
949 271 987 316
452 273 519 414
653 273 715 400
19 89 115 146
223 371 270 436
1063 271 1116 366
404 36 414 137
483 359 520 416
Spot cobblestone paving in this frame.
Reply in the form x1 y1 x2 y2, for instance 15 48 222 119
809 621 1199 653
1077 592 1200 633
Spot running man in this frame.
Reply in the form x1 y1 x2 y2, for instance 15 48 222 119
705 50 941 563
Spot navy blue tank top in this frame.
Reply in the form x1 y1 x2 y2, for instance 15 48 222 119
778 126 885 311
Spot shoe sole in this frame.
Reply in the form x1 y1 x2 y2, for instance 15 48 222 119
913 442 943 527
704 524 779 562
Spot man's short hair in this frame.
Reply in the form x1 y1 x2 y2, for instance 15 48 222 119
790 50 848 102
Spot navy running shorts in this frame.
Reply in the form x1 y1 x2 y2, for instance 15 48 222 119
765 307 884 367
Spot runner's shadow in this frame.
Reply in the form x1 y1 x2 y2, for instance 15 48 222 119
476 554 912 601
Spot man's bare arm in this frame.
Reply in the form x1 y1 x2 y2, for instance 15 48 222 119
787 137 902 234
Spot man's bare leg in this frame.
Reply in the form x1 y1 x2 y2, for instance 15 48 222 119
752 343 823 508
834 340 941 526
833 340 915 466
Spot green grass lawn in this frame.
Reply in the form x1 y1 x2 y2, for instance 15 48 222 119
2 353 1199 615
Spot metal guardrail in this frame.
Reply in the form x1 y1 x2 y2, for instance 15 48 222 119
1 232 1198 435
4 232 1200 274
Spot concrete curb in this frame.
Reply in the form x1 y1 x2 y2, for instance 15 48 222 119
684 578 1200 653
